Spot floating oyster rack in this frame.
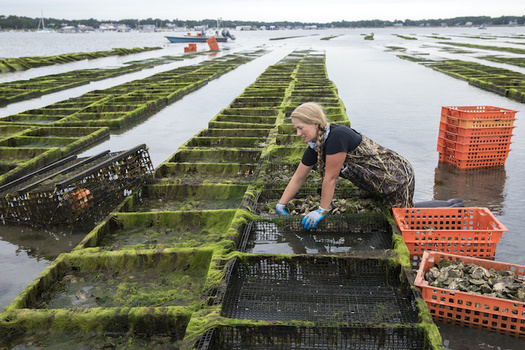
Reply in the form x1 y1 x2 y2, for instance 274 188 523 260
0 50 443 349
0 144 153 226
392 207 508 268
437 106 518 169
0 125 110 187
415 251 525 339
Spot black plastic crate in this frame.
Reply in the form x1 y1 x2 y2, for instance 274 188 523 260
220 255 420 324
194 325 434 350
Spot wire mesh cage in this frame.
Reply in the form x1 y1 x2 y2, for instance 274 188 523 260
0 144 154 226
219 255 420 324
194 324 434 350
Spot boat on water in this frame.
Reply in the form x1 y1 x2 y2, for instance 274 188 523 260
36 10 52 33
166 18 235 43
166 28 235 43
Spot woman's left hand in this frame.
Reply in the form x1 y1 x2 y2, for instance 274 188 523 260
302 207 327 229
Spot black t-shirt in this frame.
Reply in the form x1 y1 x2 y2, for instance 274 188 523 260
301 124 362 166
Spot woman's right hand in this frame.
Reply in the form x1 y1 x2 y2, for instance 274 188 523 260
276 203 289 216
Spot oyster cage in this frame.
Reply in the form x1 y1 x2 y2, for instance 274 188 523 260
0 144 154 226
194 324 434 350
238 213 393 255
218 255 420 324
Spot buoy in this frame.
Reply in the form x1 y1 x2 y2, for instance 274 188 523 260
70 188 91 212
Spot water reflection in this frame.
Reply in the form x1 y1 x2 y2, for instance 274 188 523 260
0 222 91 262
440 321 524 350
0 222 91 311
433 163 507 214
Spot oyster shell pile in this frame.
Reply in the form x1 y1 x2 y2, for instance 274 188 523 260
425 260 525 302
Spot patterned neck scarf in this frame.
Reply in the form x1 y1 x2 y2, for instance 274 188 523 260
307 124 330 151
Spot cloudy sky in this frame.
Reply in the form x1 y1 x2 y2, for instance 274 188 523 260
3 0 524 22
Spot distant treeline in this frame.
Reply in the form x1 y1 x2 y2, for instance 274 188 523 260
0 14 524 30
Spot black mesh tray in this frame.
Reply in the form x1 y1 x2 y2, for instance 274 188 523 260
219 255 420 324
194 325 433 350
239 213 392 255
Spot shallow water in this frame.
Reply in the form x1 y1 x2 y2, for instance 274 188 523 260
1 27 525 348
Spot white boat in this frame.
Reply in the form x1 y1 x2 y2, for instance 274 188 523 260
36 10 51 33
165 18 235 43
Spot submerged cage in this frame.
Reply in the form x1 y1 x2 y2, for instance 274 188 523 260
237 213 393 255
0 144 154 226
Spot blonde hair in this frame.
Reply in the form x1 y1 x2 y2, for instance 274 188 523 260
291 102 328 170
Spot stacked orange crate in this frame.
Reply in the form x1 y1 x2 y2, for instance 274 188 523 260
437 106 518 169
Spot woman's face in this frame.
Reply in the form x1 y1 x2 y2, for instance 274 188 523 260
292 118 318 143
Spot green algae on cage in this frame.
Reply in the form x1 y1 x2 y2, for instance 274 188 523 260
10 248 213 310
196 127 271 138
154 162 259 183
1 330 183 350
0 125 33 141
118 183 250 213
169 148 262 164
208 120 276 129
239 88 287 97
481 55 525 69
0 113 65 124
0 147 62 186
267 146 307 162
395 57 525 103
0 146 58 164
87 210 240 249
184 136 268 148
1 50 269 130
0 306 192 349
0 47 161 72
211 114 278 125
0 136 82 148
16 126 110 155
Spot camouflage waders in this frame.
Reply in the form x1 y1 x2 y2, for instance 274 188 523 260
339 134 415 208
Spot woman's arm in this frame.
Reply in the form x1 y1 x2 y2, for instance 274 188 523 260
320 152 347 209
278 162 313 204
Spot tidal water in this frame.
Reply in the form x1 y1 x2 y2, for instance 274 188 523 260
1 27 525 349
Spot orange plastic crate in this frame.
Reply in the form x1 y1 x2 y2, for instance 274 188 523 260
438 128 514 145
442 106 518 120
438 146 511 169
439 152 509 169
437 142 512 159
392 207 507 246
206 37 219 51
415 251 525 339
441 114 516 129
437 136 512 153
439 121 515 137
405 239 497 262
405 242 496 272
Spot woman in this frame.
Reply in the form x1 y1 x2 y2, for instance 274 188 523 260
276 102 415 229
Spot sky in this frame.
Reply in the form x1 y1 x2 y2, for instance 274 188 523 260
2 0 524 23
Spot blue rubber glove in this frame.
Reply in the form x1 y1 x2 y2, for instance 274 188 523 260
302 207 327 229
276 203 289 216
